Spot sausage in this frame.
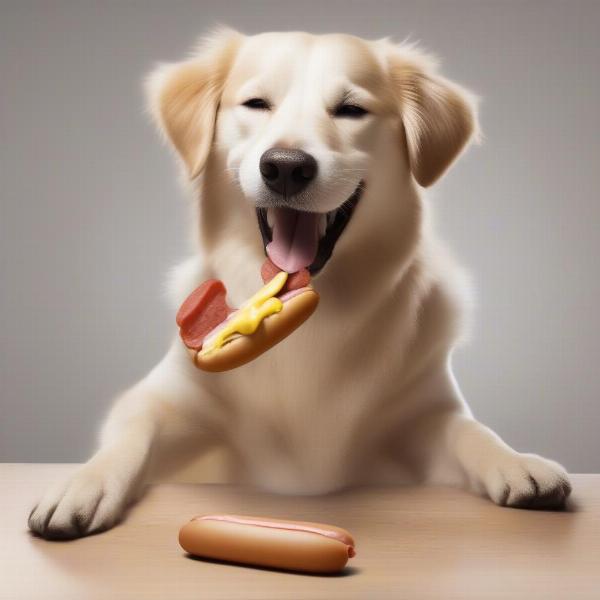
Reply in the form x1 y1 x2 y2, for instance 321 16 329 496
260 258 311 293
179 514 356 573
176 279 232 350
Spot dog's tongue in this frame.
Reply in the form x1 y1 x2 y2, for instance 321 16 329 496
266 208 319 273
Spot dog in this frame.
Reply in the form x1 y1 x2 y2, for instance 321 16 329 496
29 28 571 540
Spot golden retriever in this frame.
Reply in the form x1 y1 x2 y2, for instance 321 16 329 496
29 28 571 539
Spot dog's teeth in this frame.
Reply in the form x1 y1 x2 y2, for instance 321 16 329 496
266 208 275 228
318 214 327 237
327 210 337 226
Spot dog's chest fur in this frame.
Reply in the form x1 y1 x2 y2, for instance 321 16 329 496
195 270 427 494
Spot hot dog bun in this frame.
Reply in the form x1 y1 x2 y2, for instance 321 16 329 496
179 514 355 573
193 289 319 372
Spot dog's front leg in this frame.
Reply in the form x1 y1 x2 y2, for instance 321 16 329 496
425 407 572 509
443 413 572 508
28 345 216 539
406 367 572 509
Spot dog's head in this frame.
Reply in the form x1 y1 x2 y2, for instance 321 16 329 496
147 29 478 277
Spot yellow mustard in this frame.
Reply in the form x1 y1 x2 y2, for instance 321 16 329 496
200 271 288 356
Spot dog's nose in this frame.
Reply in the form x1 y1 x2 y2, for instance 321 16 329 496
259 148 318 196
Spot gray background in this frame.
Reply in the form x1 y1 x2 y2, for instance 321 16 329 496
1 0 599 471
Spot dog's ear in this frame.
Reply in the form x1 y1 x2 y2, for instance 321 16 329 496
146 28 243 179
386 44 479 187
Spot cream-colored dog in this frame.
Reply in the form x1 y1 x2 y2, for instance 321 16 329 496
29 29 571 539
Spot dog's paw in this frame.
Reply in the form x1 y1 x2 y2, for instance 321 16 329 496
483 453 571 509
28 464 128 540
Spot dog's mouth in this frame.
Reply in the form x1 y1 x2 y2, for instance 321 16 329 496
256 181 363 276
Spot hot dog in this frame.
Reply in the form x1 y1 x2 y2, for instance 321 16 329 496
179 514 356 573
176 259 319 372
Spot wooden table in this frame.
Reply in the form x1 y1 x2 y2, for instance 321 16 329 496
1 464 598 599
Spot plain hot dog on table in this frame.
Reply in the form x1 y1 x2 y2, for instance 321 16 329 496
179 514 356 573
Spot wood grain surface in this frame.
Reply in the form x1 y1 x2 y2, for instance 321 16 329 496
1 464 598 600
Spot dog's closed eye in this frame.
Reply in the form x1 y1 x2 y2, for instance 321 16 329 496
242 98 271 110
333 103 368 118
331 89 369 119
